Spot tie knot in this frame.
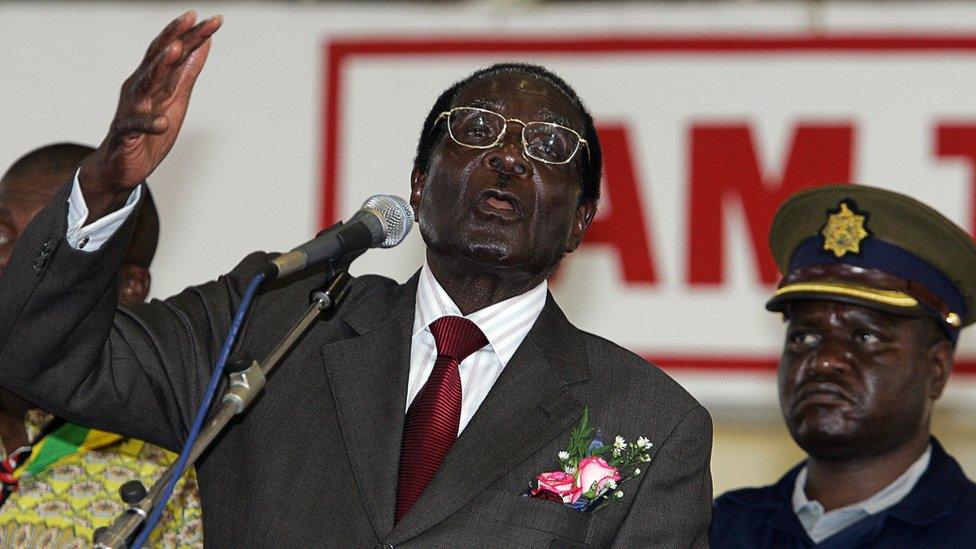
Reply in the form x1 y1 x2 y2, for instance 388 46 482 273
429 316 488 362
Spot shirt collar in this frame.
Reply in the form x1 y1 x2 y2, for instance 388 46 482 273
413 263 548 366
792 443 933 517
791 466 813 514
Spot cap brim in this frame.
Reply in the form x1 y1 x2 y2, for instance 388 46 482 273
765 281 927 317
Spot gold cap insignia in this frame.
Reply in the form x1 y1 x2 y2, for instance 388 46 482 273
821 201 869 258
946 312 962 328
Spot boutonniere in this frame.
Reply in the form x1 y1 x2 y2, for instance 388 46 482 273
528 407 652 512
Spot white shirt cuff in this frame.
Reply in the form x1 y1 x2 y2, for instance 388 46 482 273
66 168 142 251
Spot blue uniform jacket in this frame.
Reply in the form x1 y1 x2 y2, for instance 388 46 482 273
710 438 976 548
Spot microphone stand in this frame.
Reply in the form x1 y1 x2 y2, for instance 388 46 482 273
94 268 355 548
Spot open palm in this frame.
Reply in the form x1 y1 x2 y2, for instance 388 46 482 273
80 11 222 220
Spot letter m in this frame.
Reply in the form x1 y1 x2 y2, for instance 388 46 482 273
688 123 854 285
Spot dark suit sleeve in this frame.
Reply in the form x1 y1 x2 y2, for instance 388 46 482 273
610 403 713 548
0 181 260 451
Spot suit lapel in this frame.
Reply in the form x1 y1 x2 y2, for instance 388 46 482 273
389 294 589 543
320 274 418 538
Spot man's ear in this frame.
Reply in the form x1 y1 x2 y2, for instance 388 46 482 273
410 168 426 222
565 200 597 254
927 339 954 400
119 263 151 305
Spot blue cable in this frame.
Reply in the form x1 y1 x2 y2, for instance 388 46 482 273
132 271 266 548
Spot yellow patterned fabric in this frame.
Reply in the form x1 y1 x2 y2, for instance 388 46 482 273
0 421 203 549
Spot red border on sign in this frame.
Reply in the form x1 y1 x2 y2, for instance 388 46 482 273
321 34 976 374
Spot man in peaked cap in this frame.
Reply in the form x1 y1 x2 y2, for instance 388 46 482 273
711 184 976 548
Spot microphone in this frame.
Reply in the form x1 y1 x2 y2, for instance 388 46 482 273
265 194 413 280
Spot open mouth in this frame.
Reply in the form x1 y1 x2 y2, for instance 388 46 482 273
476 189 524 218
485 196 515 211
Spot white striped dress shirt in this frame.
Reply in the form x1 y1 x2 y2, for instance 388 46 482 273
408 264 548 435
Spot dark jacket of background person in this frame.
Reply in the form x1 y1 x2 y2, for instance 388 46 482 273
710 438 976 548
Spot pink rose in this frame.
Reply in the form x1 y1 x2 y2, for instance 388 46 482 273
531 470 583 504
576 456 621 495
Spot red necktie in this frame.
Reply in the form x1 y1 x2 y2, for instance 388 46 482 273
395 316 487 522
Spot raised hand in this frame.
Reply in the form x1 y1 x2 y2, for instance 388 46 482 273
79 11 222 221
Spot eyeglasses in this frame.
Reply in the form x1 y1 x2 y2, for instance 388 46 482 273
434 107 589 165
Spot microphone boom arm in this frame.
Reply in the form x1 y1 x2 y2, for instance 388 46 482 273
94 270 355 548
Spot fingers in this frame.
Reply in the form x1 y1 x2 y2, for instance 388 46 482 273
135 14 221 100
151 15 222 97
172 39 213 98
143 40 183 97
143 11 197 66
176 14 222 66
107 13 220 148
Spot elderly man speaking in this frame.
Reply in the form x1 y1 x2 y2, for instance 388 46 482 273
711 184 976 547
0 12 711 547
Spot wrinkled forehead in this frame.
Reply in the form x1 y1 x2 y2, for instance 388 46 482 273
452 73 582 128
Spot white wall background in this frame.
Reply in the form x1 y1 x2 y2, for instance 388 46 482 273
6 1 976 420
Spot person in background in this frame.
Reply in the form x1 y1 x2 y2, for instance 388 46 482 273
0 143 202 548
711 184 976 548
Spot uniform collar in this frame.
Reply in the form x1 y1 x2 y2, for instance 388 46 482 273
715 461 810 539
790 444 932 543
726 437 974 539
885 437 973 525
792 443 931 517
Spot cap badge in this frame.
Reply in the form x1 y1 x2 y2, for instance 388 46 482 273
821 201 869 258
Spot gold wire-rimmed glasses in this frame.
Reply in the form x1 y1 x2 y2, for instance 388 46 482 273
434 107 589 165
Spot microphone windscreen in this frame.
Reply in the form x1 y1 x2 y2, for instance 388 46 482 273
360 195 413 248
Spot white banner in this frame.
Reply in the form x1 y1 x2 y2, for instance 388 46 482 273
6 2 976 412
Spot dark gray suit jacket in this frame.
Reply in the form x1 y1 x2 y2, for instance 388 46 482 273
0 183 712 547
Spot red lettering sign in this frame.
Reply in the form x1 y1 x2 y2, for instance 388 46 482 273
687 123 854 285
581 124 658 285
936 123 976 232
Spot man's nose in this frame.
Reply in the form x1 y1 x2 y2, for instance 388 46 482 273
808 338 854 378
483 130 531 179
